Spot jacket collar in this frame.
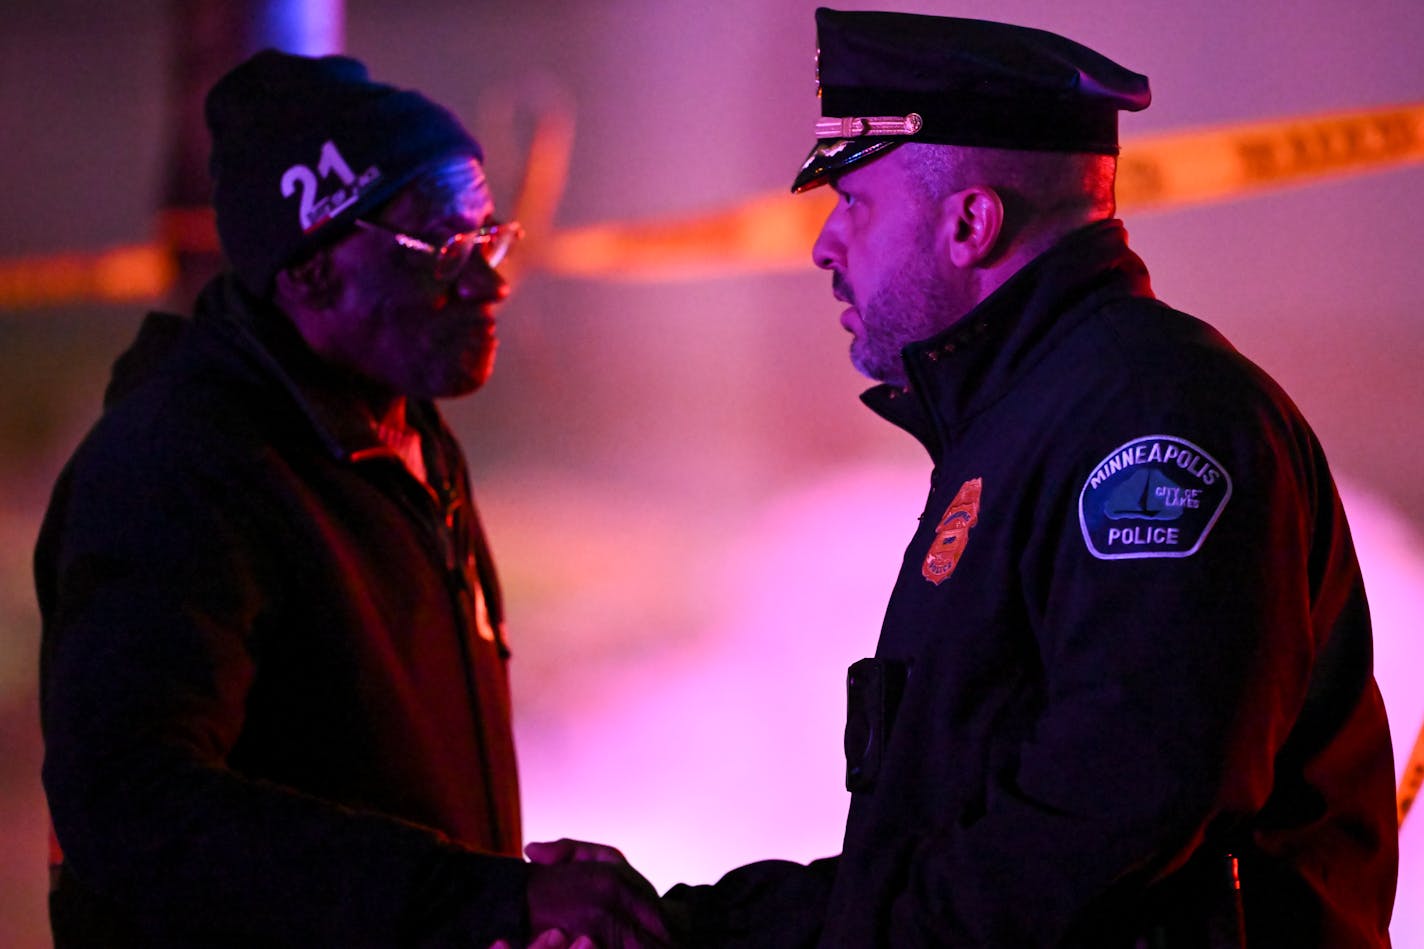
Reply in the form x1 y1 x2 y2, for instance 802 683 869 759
192 274 434 466
861 219 1153 458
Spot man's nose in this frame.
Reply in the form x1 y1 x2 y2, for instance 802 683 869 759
452 258 509 302
811 210 842 272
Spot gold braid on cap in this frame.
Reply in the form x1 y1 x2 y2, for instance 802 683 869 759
815 113 923 139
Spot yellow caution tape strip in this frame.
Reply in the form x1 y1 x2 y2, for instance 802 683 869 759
540 101 1424 281
0 206 217 310
0 244 174 309
3 102 1422 304
1118 101 1424 210
543 188 834 281
1400 716 1424 829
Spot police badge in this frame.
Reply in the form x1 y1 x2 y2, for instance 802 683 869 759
922 477 982 585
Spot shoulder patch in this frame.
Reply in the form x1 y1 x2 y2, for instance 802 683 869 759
1078 436 1231 560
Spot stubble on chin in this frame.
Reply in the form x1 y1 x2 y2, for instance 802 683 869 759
850 331 906 388
855 245 954 388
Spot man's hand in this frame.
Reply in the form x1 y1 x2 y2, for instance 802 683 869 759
523 838 672 949
526 838 630 866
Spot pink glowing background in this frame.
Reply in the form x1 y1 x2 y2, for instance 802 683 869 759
1 1 1421 945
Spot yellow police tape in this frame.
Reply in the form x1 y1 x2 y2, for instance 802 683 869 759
542 100 1424 280
1117 100 1424 210
0 245 175 310
2 101 1422 300
1401 716 1424 827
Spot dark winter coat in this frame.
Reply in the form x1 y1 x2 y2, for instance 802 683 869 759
668 221 1397 948
37 276 528 947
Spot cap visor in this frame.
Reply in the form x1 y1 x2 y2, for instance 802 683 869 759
791 138 900 193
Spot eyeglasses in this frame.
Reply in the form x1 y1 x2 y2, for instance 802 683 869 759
354 218 525 279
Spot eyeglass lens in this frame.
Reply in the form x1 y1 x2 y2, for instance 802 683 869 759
435 227 517 279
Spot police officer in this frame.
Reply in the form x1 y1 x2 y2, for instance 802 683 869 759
658 9 1397 946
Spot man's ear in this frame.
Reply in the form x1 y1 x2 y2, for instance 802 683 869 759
939 186 1005 269
273 248 338 311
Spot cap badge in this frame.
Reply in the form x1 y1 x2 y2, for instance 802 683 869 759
815 113 924 140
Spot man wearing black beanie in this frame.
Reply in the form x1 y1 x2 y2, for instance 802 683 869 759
36 50 669 948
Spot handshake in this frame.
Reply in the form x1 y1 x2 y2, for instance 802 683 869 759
492 837 679 949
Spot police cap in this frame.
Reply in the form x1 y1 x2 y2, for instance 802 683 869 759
793 8 1151 193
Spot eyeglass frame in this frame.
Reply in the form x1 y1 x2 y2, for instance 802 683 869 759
353 217 525 280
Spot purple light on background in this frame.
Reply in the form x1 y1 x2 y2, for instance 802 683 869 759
252 0 345 55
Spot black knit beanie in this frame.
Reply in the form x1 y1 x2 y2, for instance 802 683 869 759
205 49 483 296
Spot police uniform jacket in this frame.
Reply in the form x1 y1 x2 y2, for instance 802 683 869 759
37 275 528 947
668 220 1397 947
